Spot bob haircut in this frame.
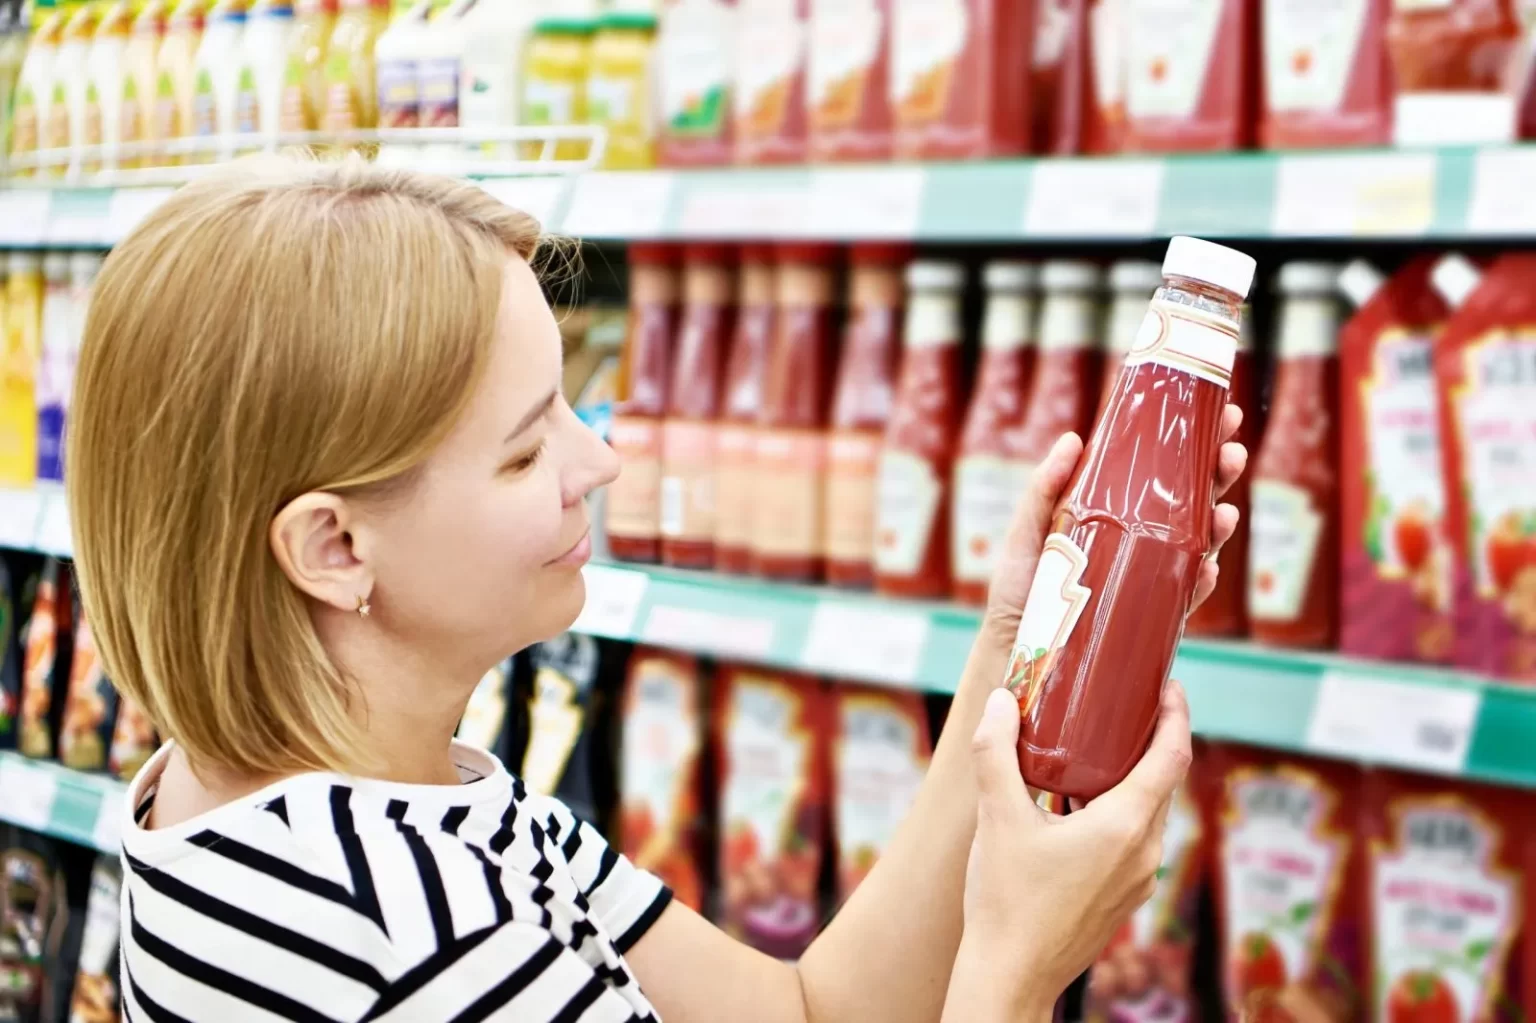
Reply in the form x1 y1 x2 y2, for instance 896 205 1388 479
66 156 542 778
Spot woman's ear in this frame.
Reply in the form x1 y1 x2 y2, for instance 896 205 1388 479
269 492 373 613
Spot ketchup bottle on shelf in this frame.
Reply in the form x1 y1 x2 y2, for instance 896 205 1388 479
1008 260 1102 468
716 246 777 574
661 246 737 570
953 261 1039 606
1121 0 1257 151
1095 261 1161 424
1011 237 1255 803
753 245 838 583
825 244 907 589
607 244 680 563
874 260 965 600
1248 263 1342 650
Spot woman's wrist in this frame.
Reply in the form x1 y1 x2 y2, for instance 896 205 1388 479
943 933 1056 1023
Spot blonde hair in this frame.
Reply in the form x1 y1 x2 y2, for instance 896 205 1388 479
67 156 542 778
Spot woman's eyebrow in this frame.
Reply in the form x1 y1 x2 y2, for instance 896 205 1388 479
504 388 558 442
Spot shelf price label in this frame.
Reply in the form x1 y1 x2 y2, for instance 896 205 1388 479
34 490 72 558
570 564 649 638
808 168 925 239
1024 160 1164 238
0 756 58 832
1272 154 1436 237
561 172 676 239
91 786 127 853
1466 147 1536 235
0 190 52 246
0 488 43 551
1305 671 1481 773
105 187 176 244
801 602 930 686
640 605 776 660
478 177 569 229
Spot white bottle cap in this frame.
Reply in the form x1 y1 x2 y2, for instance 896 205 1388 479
1108 260 1162 292
1162 236 1256 299
1337 260 1385 309
1275 261 1339 295
42 252 69 281
69 252 103 284
1041 260 1100 291
1430 253 1481 310
906 260 965 291
7 251 39 276
983 260 1036 291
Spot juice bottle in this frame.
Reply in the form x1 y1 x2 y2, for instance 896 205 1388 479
234 0 296 148
656 0 732 165
607 245 679 564
36 252 69 484
1 252 43 488
1094 260 1159 423
53 0 99 172
807 0 892 161
10 0 63 176
874 260 963 600
733 0 808 163
521 10 593 161
371 0 430 162
416 0 472 164
321 0 388 136
661 245 735 570
1011 237 1255 802
1248 262 1341 651
190 0 247 162
588 10 656 169
0 2 25 159
119 0 167 169
279 0 335 133
1260 0 1391 148
953 260 1038 606
1122 0 1256 151
825 244 906 589
715 245 775 574
753 245 837 583
154 0 205 166
458 0 537 160
86 0 133 172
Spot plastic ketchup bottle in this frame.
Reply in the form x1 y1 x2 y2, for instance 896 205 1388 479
714 246 776 574
873 260 964 599
952 261 1039 606
1095 260 1161 425
825 244 907 589
1010 237 1256 803
1248 263 1342 650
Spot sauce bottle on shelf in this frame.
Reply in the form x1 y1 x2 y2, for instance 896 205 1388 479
1011 237 1255 803
734 0 809 163
808 0 892 161
825 244 906 589
1248 262 1341 650
715 245 775 574
607 244 680 564
1259 0 1391 148
1008 259 1102 472
1095 260 1160 423
1031 0 1070 151
874 260 964 600
589 10 658 169
278 0 336 134
953 260 1038 606
656 0 734 165
119 0 167 170
321 0 389 136
1121 0 1256 151
753 245 837 583
661 245 736 570
1386 0 1521 145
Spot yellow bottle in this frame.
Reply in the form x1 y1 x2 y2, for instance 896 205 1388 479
1 253 43 487
11 0 65 177
278 0 335 134
120 0 168 169
153 0 206 165
521 12 593 161
320 0 388 137
588 10 654 169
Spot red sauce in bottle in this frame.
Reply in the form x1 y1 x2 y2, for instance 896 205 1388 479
607 244 680 563
952 261 1039 606
1248 263 1341 650
825 244 907 589
1387 0 1522 145
735 0 811 163
809 0 894 160
716 246 777 574
1011 238 1255 803
874 260 964 599
1121 0 1256 151
1095 260 1161 425
1260 0 1391 148
662 246 737 570
1006 260 1102 469
753 245 837 582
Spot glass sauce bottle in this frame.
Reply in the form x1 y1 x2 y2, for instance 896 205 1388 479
873 260 964 599
1095 261 1160 425
715 245 775 574
1011 237 1256 802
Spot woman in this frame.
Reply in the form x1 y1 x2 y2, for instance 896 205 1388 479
68 158 1246 1023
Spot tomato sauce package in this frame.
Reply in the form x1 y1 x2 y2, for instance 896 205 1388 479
1031 0 1072 150
716 246 777 574
716 667 829 960
809 0 893 160
735 0 810 163
1259 0 1391 148
18 559 73 762
890 0 1036 159
1049 0 1127 154
826 245 906 589
874 261 964 600
658 0 736 165
108 694 157 782
620 648 707 912
1433 253 1536 682
831 685 930 903
57 607 118 773
1209 745 1364 1022
1121 0 1256 152
1339 258 1457 666
1386 0 1523 146
1365 771 1526 1023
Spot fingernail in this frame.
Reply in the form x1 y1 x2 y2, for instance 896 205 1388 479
985 686 1015 721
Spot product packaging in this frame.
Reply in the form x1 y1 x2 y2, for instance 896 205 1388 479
458 658 513 754
1386 0 1524 145
58 607 118 773
1121 0 1256 151
1258 0 1391 148
715 245 776 574
733 0 809 163
656 0 734 165
832 685 929 903
523 632 608 827
19 558 72 761
68 857 123 1023
108 694 156 782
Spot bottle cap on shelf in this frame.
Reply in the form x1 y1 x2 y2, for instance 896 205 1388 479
68 252 103 282
1337 260 1385 309
1108 260 1162 292
906 260 964 291
1431 253 1481 310
983 260 1036 291
1275 261 1339 295
1162 237 1255 299
7 251 39 275
42 252 69 280
1040 260 1100 291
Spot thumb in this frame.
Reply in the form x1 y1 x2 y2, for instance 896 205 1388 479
971 687 1034 822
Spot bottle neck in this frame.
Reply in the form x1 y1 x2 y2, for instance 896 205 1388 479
1276 295 1339 359
981 292 1036 352
1107 291 1151 355
1038 291 1097 352
904 291 961 349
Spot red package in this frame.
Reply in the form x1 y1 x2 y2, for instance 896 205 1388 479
1258 0 1392 148
831 685 930 903
1207 744 1364 1021
1365 771 1526 1022
734 0 810 163
1048 0 1126 154
716 667 829 959
619 648 707 912
808 0 894 160
1121 0 1256 152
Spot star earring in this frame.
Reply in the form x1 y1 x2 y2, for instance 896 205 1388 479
356 594 371 618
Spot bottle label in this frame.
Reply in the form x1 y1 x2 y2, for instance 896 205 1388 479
376 59 420 128
607 416 662 541
523 78 575 127
660 420 717 541
981 294 1035 351
1127 297 1237 387
1124 0 1223 120
734 0 806 136
1249 479 1323 622
825 429 881 563
659 0 734 135
1263 0 1369 114
835 695 926 897
521 666 583 796
873 448 942 575
623 658 702 857
889 0 968 122
808 0 882 128
952 455 1033 583
1038 295 1098 352
752 429 826 558
588 74 635 126
1005 533 1091 716
418 56 461 128
715 425 758 550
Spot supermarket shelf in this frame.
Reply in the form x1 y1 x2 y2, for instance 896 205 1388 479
0 751 127 853
573 561 1536 790
6 143 1536 245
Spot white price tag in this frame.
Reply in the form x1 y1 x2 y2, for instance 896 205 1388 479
640 605 775 659
0 757 58 832
807 168 925 239
0 190 52 246
1272 154 1436 237
801 603 930 685
1305 671 1481 773
0 488 43 551
677 183 808 237
570 564 649 638
34 492 72 557
90 786 127 852
1466 148 1536 235
47 200 108 246
478 177 569 229
1024 160 1164 237
105 187 175 244
561 172 676 239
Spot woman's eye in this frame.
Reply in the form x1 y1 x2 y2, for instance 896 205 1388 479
504 443 545 474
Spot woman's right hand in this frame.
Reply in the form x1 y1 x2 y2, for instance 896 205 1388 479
942 679 1193 1021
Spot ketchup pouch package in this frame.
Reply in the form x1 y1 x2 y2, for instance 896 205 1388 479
716 667 828 960
1340 259 1457 666
0 557 32 751
1434 253 1536 682
1208 744 1364 1022
108 695 157 782
18 559 73 762
68 856 122 1023
1258 0 1391 148
620 648 707 913
1121 0 1257 151
832 685 930 903
523 634 609 827
1365 771 1526 1023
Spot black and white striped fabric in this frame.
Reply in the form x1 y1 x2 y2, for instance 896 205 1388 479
119 741 671 1022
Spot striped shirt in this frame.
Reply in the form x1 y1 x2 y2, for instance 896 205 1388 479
119 741 671 1022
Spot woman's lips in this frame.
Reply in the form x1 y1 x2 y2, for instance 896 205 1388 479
549 529 592 567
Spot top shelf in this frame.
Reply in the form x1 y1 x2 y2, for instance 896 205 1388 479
6 144 1536 247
